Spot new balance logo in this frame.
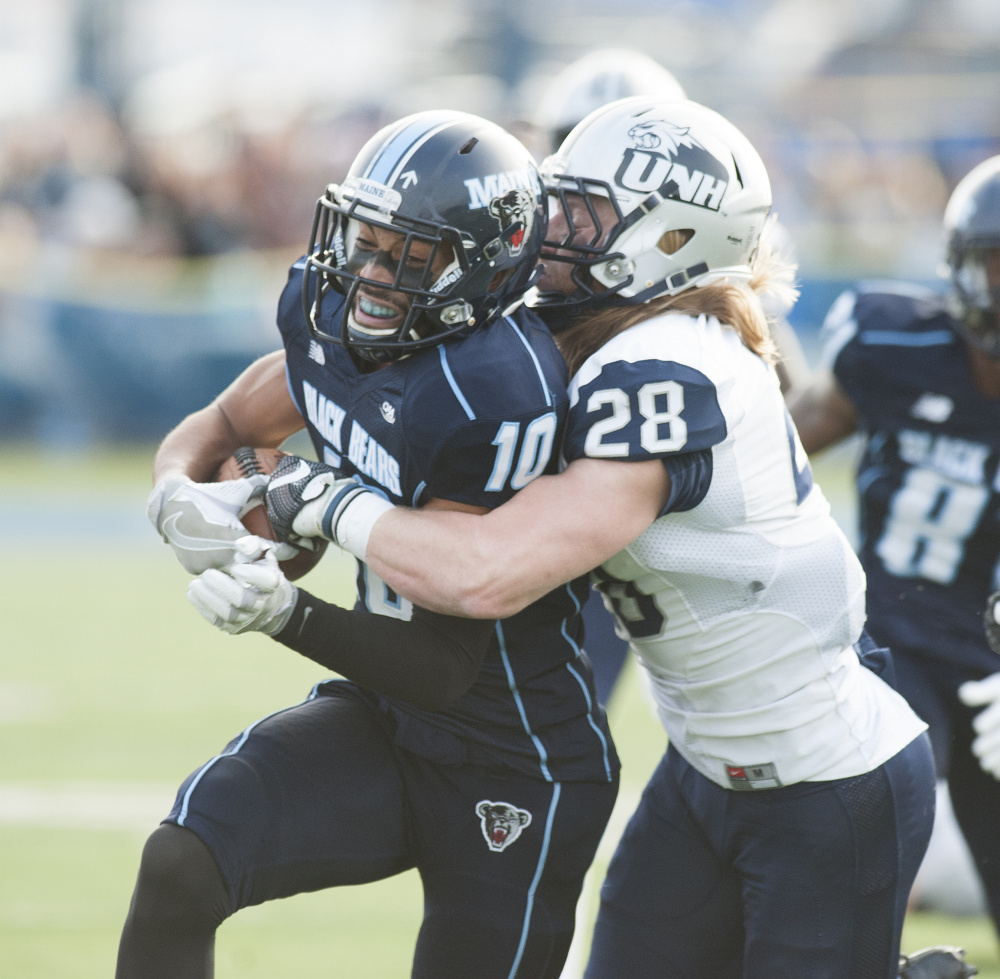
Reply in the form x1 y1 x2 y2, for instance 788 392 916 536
308 340 326 365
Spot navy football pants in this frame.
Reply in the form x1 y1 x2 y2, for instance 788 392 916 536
585 736 935 979
156 680 618 978
893 647 1000 936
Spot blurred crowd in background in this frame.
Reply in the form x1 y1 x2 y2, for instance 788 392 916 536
1 0 1000 442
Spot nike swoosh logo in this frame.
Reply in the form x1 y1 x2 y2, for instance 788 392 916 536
299 606 313 637
268 460 314 492
161 512 241 551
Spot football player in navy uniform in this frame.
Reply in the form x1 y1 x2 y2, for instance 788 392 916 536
267 98 941 979
789 155 1000 945
118 111 619 979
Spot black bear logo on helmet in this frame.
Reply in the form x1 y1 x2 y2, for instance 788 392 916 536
489 189 535 256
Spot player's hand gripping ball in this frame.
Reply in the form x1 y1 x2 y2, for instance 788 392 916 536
147 466 275 576
214 447 328 581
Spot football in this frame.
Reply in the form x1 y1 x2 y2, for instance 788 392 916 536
214 446 328 581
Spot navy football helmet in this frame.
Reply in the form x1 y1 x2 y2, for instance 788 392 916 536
945 155 1000 359
303 110 547 363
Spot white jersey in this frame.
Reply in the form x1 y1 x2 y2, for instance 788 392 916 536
564 311 926 790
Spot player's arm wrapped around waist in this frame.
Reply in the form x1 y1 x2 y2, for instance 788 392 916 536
273 593 493 711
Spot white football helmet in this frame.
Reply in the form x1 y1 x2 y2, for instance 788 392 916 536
538 97 772 307
534 49 687 152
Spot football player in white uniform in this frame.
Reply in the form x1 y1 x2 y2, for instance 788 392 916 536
529 48 811 713
267 98 940 978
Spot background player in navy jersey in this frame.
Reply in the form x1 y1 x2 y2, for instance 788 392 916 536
119 110 619 979
789 155 1000 945
268 97 942 979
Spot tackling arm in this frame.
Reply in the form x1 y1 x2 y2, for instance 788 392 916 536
364 456 670 619
786 369 859 456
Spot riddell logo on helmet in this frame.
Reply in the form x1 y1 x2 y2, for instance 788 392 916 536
614 120 729 211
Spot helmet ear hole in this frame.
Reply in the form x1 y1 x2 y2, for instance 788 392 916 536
488 267 514 293
658 229 694 256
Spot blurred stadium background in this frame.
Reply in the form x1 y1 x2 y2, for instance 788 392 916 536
3 0 1000 975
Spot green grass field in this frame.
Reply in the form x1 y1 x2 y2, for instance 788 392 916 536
1 447 998 976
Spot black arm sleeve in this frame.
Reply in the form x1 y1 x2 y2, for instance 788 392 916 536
271 589 494 711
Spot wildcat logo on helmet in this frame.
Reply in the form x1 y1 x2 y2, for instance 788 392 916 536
475 800 532 852
489 189 535 256
614 120 729 211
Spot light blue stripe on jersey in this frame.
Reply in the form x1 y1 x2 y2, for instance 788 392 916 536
284 360 303 414
177 684 323 826
859 330 954 347
507 782 561 979
565 663 613 782
438 346 476 419
559 583 613 781
411 480 426 508
496 621 552 782
506 316 553 407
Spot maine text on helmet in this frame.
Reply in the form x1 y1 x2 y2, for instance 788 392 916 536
465 169 540 209
344 177 402 212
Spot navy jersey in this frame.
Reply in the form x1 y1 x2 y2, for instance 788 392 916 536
825 283 1000 672
276 262 618 783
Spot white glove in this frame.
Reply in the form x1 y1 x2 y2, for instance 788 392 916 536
984 590 1000 654
958 671 1000 780
147 472 296 574
186 538 298 636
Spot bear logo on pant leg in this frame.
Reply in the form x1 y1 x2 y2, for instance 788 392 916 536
475 800 532 852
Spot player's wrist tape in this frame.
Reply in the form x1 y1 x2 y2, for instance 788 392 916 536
325 488 394 561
